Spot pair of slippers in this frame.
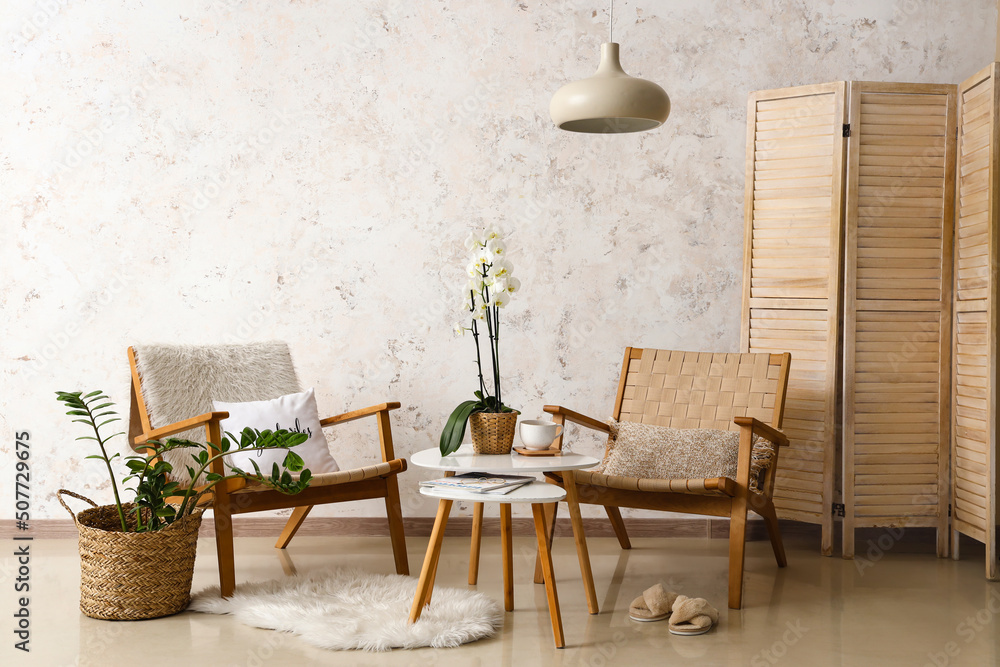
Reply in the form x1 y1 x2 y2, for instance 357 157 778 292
629 583 719 635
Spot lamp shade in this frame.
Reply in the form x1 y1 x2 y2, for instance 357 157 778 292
550 42 670 133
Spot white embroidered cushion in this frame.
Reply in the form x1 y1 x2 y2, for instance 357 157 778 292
213 388 339 475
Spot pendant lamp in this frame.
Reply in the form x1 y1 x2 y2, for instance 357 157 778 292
550 0 670 133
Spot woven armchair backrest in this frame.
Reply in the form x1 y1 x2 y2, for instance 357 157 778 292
613 349 789 432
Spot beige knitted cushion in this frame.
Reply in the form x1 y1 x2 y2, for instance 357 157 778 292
602 420 775 494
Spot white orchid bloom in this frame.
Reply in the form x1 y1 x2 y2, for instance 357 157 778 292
453 322 466 337
490 276 509 295
470 247 490 267
466 259 485 279
489 258 512 280
468 275 485 292
505 276 521 294
485 238 505 258
483 226 501 242
463 231 481 251
489 291 510 308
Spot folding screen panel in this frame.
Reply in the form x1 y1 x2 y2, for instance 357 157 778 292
953 63 999 579
842 82 957 559
740 83 847 555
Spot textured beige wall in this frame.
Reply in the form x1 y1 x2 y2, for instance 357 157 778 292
1 0 996 521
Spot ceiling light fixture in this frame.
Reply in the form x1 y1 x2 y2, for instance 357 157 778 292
550 0 670 133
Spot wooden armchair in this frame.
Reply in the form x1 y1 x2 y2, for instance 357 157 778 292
126 343 408 597
539 348 791 609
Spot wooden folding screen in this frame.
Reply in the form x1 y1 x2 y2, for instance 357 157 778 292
953 63 999 579
842 83 957 559
741 83 847 555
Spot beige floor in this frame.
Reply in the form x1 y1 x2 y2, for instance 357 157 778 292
3 532 999 666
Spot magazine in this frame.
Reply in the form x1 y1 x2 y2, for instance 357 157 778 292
419 472 534 494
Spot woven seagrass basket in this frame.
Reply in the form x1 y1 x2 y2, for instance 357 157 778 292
469 411 519 455
57 489 203 620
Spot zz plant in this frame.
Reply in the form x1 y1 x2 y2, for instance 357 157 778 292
56 390 313 533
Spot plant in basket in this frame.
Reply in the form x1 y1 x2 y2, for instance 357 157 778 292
440 227 522 456
55 389 313 620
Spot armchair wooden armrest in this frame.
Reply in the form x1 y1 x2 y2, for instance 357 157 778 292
320 401 403 463
319 402 401 427
134 411 230 445
733 416 789 447
543 405 611 433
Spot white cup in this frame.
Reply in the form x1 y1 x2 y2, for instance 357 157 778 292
519 420 563 450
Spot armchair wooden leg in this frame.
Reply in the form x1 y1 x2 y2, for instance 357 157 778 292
756 496 787 568
469 502 484 585
564 470 599 615
384 475 409 575
605 506 631 550
533 502 558 584
728 495 750 610
213 500 237 598
275 505 312 549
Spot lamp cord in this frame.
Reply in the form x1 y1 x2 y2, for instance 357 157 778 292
610 0 614 43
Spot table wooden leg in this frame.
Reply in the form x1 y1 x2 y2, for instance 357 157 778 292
533 501 558 584
532 503 565 648
500 503 513 611
469 502 484 585
563 470 599 614
408 498 453 623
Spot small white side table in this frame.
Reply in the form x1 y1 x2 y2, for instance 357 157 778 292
408 482 568 648
408 445 601 631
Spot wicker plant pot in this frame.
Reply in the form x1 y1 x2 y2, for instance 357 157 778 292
469 411 519 455
57 489 203 621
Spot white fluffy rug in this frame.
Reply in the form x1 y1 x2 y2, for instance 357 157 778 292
189 568 503 651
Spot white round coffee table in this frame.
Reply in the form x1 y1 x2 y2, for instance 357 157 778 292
410 482 568 647
408 444 601 646
410 445 601 474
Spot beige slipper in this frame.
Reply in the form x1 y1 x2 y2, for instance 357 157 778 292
668 595 719 636
629 583 678 622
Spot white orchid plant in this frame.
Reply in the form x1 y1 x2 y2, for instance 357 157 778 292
439 227 521 455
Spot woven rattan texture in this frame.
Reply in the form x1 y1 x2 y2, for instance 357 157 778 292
469 412 519 455
59 490 203 620
618 350 780 430
237 458 406 492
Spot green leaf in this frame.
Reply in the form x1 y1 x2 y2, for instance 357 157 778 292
439 400 483 456
85 454 107 461
282 450 304 472
83 390 103 398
